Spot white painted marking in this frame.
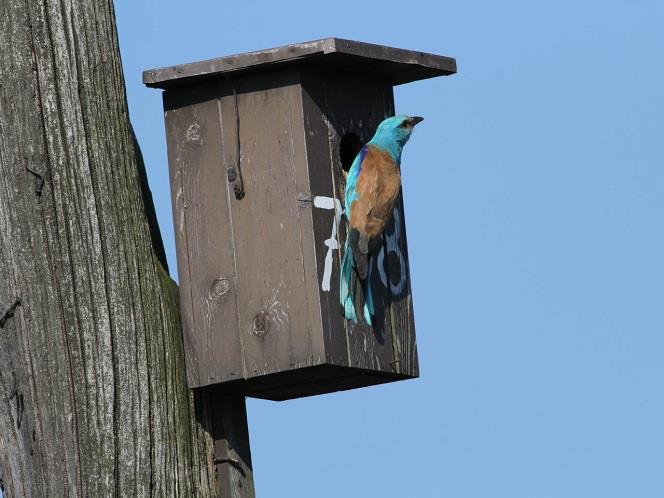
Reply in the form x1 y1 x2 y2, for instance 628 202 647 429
314 197 407 296
314 196 343 291
313 196 340 211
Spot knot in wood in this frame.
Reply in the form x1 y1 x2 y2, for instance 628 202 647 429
297 192 312 206
251 311 269 337
209 277 230 301
0 299 21 328
185 123 201 143
233 181 245 200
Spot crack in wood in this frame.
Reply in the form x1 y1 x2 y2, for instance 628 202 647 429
9 388 24 429
0 299 21 328
25 165 45 195
213 457 246 478
3 0 249 494
8 372 24 429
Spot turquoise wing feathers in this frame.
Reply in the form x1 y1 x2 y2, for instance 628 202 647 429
339 146 367 324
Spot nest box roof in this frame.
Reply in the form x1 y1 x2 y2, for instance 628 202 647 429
143 38 456 89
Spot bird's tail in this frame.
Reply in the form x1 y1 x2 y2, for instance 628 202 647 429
340 237 376 326
340 239 358 323
363 267 375 326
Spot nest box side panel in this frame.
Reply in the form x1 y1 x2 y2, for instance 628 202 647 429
163 83 244 388
300 69 419 379
298 78 350 369
222 69 325 381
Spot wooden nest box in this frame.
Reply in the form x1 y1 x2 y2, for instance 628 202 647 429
144 38 456 400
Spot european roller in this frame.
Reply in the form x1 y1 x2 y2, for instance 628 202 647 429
340 115 423 325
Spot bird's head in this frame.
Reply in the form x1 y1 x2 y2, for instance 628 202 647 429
369 115 424 160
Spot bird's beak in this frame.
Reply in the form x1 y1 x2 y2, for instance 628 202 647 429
407 116 424 127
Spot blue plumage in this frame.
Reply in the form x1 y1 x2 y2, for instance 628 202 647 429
340 146 367 323
339 115 423 325
344 145 367 211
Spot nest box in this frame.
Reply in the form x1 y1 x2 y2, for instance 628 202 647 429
144 38 456 400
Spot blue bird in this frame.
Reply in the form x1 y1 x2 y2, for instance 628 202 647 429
340 115 423 325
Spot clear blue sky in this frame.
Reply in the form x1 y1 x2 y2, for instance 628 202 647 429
114 1 664 496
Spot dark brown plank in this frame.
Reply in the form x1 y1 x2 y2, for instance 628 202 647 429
222 69 325 379
164 83 244 387
208 393 254 498
299 71 351 368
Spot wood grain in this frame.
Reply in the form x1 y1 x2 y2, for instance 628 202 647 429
0 1 252 496
164 83 244 387
225 70 324 379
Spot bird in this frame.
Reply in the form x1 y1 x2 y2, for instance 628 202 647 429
340 115 423 325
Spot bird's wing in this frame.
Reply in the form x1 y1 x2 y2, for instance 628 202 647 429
349 145 401 239
343 146 371 279
344 146 368 217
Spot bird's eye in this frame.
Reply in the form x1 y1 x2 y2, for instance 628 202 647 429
399 120 409 128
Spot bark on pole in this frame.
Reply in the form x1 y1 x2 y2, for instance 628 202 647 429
0 1 254 496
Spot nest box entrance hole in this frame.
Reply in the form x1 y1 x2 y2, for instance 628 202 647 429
339 132 363 173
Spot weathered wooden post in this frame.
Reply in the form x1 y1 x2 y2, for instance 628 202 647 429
144 38 456 401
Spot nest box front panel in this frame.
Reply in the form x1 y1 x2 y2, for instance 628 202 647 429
164 70 326 391
220 71 326 381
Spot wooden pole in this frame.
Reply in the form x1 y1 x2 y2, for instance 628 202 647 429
0 1 254 496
